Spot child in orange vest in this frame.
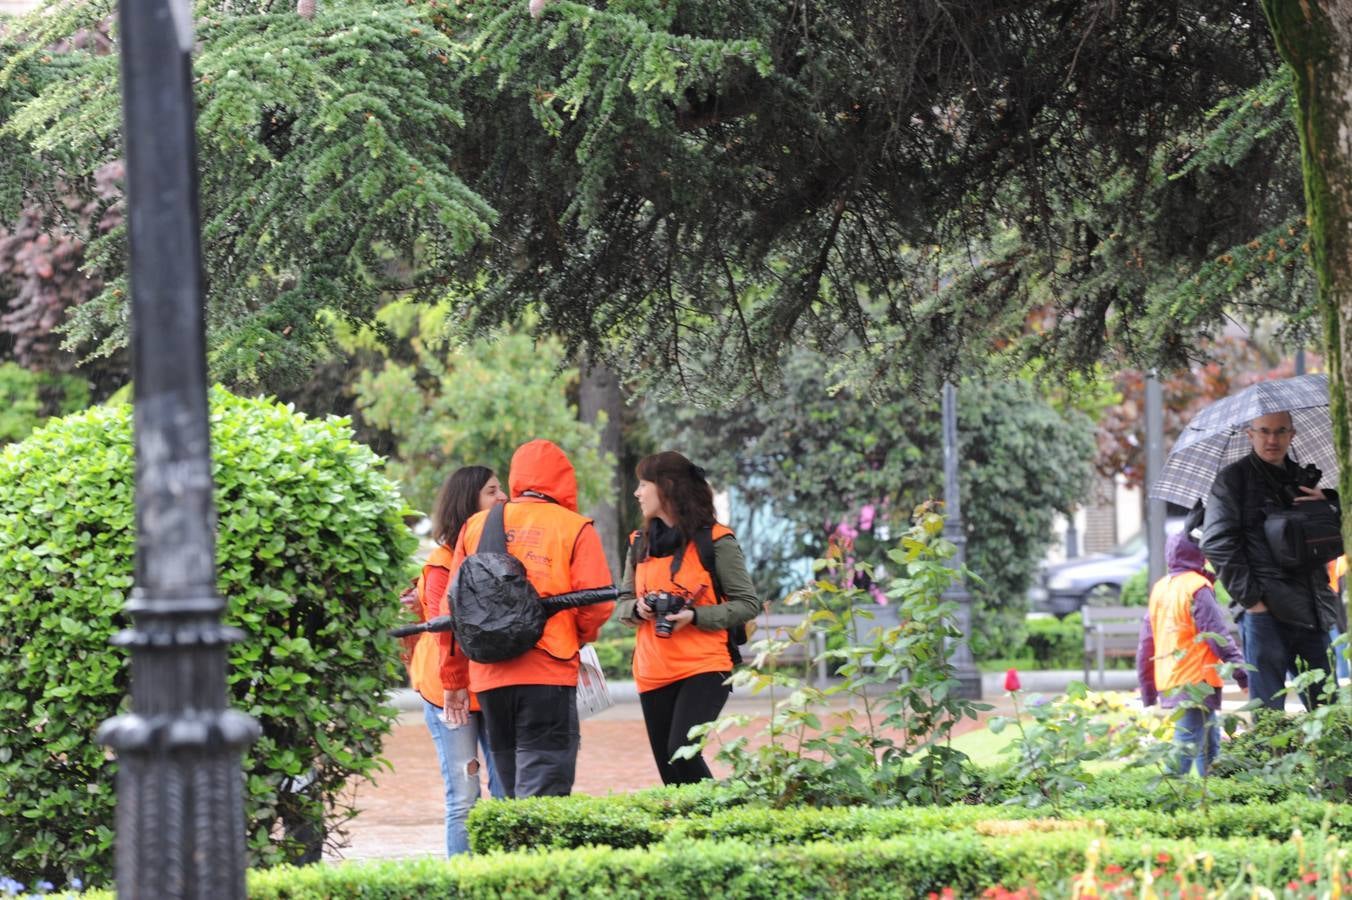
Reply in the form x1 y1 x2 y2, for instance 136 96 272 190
1136 507 1247 775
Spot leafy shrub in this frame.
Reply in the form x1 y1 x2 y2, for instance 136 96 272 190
590 632 635 681
1024 613 1082 668
0 388 416 888
222 832 1307 900
468 784 1322 854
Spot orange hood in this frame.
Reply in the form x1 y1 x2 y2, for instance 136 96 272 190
508 439 580 512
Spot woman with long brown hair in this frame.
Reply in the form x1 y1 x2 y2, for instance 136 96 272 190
401 465 506 854
615 451 761 784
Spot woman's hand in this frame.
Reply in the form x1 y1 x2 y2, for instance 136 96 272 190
635 594 655 621
442 689 469 727
398 582 420 613
665 607 695 633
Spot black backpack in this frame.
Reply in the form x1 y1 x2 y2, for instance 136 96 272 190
1250 457 1345 571
449 503 548 663
636 526 749 665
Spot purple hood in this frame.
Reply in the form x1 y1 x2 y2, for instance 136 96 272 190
1167 530 1210 578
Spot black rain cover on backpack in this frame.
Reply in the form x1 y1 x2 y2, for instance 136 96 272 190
449 503 547 663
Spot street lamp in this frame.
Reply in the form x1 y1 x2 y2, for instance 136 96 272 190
94 0 258 895
941 382 983 699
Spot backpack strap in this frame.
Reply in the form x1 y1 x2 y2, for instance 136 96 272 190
693 526 726 602
478 502 509 554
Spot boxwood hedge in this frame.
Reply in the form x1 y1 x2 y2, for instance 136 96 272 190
0 388 416 888
70 831 1309 899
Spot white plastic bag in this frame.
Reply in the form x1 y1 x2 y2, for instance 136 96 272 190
575 644 614 719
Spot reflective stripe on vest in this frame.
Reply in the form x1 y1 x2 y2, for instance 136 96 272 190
1148 570 1222 691
461 501 592 660
632 524 733 691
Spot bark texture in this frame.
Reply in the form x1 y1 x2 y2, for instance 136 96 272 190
1263 0 1352 556
578 359 624 576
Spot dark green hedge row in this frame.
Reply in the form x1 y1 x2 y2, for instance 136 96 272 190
466 774 1292 853
164 832 1301 899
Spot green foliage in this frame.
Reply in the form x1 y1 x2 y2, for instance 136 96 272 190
221 832 1311 900
1023 614 1084 669
682 509 990 808
468 789 1352 854
0 362 88 443
652 358 1095 655
342 301 612 513
0 388 416 888
1211 702 1352 801
0 0 1307 395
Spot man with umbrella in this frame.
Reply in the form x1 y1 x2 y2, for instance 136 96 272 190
1201 408 1342 711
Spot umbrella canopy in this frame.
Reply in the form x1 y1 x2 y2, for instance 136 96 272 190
1149 374 1338 508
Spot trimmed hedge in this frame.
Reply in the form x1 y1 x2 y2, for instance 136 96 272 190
467 772 1292 854
0 389 416 888
471 793 1344 855
72 832 1305 899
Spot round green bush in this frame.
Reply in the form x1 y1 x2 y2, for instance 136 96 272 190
0 387 416 888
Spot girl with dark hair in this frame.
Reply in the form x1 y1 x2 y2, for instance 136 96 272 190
401 465 507 854
615 451 761 785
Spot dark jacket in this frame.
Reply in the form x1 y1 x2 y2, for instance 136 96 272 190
1201 451 1341 630
1136 531 1247 710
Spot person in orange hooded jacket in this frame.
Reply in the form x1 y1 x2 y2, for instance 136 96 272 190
401 465 506 854
438 439 615 797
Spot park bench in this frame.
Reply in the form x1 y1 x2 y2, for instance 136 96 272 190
1081 605 1145 688
752 612 829 685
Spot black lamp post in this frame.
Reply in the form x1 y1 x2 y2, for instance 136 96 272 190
94 0 258 895
941 382 983 699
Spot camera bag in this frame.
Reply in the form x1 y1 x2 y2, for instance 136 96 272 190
1251 456 1344 570
1263 502 1343 570
449 502 548 663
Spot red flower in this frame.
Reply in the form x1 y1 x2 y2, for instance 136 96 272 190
1004 668 1022 692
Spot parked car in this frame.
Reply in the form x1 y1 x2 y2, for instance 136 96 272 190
1029 519 1184 617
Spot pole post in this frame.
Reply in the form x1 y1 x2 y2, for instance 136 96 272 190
95 0 258 894
1144 374 1167 587
941 381 983 699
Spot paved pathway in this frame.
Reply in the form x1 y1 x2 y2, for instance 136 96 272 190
323 671 1130 862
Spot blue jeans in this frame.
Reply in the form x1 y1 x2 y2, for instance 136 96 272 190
1241 612 1332 711
1330 627 1350 680
1172 706 1219 776
422 700 504 855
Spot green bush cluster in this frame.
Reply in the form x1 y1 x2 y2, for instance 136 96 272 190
73 829 1309 899
1021 613 1083 667
466 779 1309 854
0 388 416 888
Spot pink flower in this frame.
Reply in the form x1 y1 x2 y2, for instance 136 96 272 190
859 504 876 531
528 0 550 18
1003 668 1021 692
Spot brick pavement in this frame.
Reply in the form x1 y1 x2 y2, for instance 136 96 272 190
324 689 1015 862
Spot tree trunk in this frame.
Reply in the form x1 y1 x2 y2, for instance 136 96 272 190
1262 1 1352 557
578 358 624 576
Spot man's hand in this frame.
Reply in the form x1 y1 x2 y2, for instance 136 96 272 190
442 689 469 727
1294 485 1327 503
1248 601 1269 613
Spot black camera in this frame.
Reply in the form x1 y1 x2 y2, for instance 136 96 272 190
645 591 688 639
1279 463 1322 504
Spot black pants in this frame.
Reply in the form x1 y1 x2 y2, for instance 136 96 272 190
477 684 579 798
638 671 731 785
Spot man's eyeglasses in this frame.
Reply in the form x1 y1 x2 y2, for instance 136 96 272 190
1248 427 1294 439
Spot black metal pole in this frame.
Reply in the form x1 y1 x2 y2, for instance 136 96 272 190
941 382 983 699
1144 373 1166 586
95 0 258 895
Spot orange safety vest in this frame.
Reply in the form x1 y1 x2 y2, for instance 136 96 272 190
1148 570 1222 692
632 524 733 693
1328 555 1347 594
407 545 456 707
459 500 592 661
